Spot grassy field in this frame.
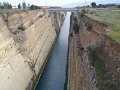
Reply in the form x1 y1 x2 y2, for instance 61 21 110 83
86 8 120 43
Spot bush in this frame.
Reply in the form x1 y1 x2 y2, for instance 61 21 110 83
29 5 42 10
73 18 79 34
91 12 93 14
80 47 84 51
80 13 84 18
80 8 88 18
85 22 93 30
118 4 120 8
90 11 96 14
17 23 26 31
39 15 43 18
73 17 77 22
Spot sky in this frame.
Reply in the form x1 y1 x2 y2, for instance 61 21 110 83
0 0 120 6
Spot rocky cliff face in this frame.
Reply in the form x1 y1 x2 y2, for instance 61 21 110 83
0 10 65 90
68 13 98 90
68 12 120 90
79 15 120 89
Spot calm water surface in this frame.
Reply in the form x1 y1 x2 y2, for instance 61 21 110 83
36 12 71 90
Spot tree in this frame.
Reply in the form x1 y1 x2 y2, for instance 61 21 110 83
8 4 12 9
91 2 96 8
22 2 26 9
118 4 120 8
18 3 21 9
0 2 3 9
1 2 12 9
99 4 102 8
29 5 42 10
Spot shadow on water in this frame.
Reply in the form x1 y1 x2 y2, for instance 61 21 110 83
36 12 71 90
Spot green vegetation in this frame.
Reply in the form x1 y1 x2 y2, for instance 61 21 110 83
118 4 120 8
93 56 117 90
29 5 42 10
22 2 27 9
18 3 21 9
80 8 87 18
0 2 12 9
87 8 120 43
91 2 96 8
85 21 93 30
73 17 79 34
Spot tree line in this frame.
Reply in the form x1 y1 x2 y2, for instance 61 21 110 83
0 2 42 10
0 2 12 9
90 2 120 8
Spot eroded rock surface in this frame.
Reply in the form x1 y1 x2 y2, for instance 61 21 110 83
0 10 65 90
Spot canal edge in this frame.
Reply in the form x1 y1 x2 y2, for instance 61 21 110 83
64 12 74 90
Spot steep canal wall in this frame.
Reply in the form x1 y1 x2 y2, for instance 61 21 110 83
68 12 98 90
0 10 65 90
79 15 120 90
68 11 120 90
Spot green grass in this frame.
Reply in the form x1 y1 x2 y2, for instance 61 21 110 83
93 56 117 90
94 58 106 90
106 30 120 43
86 8 120 43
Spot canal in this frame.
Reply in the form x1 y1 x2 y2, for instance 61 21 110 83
35 12 71 90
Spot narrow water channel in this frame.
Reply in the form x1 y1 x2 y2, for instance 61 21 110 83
35 12 71 90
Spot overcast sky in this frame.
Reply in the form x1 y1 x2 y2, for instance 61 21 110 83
0 0 120 6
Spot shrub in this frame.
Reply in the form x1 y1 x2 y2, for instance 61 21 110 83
81 8 87 14
13 30 19 34
73 23 79 34
90 11 96 14
85 22 93 30
4 17 8 22
80 47 84 51
39 15 43 18
29 5 42 10
118 4 120 8
91 12 93 14
17 23 26 31
80 8 88 18
80 13 84 18
73 18 79 34
73 17 77 22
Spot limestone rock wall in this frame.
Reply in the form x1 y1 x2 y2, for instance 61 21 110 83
0 10 65 90
0 16 33 90
49 12 65 33
68 13 98 90
79 15 120 89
